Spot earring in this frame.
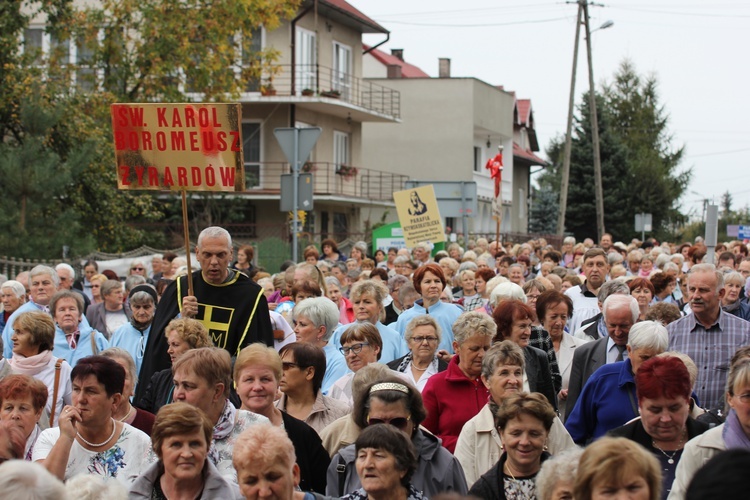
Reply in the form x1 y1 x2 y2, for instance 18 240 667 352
543 442 549 451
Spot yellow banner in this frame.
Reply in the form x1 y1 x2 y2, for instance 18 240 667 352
111 103 244 191
393 185 445 248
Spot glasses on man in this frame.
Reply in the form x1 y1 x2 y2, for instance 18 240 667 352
366 414 412 431
411 336 438 344
339 343 370 356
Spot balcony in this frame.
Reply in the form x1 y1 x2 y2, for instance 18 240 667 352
243 162 408 202
242 64 400 122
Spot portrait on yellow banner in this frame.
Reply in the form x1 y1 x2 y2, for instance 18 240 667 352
393 185 445 248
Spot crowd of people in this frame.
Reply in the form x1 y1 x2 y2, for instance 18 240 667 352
1 228 750 499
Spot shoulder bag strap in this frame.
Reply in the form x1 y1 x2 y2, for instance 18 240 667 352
49 358 64 427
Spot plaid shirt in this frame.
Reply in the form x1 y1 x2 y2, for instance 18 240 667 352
668 308 750 410
530 326 563 394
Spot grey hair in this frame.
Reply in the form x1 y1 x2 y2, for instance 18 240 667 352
292 297 339 341
124 275 146 293
129 290 156 306
536 447 585 500
1 280 26 300
670 253 685 266
627 320 669 352
398 284 419 305
101 347 139 386
65 472 128 499
654 253 672 270
404 315 442 344
602 294 639 324
658 351 698 389
458 261 478 273
353 241 369 256
462 250 478 262
441 287 454 302
197 226 232 248
489 282 526 307
324 276 342 289
0 460 67 499
481 340 525 380
607 252 624 266
29 265 59 288
563 236 576 246
689 263 724 293
485 276 509 297
55 263 75 279
597 279 631 303
350 280 389 305
662 262 679 274
387 274 409 293
452 311 496 345
724 271 745 286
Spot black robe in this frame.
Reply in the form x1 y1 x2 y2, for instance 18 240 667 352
135 270 273 401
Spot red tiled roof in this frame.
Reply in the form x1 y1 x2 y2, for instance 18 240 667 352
516 99 532 126
513 142 547 166
321 0 388 34
364 45 430 78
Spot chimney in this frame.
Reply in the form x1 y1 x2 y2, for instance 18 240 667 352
391 48 404 61
438 58 451 78
387 64 402 79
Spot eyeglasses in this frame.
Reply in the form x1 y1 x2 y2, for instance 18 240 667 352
282 362 300 370
131 267 144 271
366 414 412 430
733 393 750 404
339 343 370 356
411 336 438 344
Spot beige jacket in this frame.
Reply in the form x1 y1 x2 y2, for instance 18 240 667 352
275 391 350 435
455 403 577 487
319 415 361 457
668 424 725 500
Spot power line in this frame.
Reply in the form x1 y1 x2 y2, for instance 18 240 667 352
375 16 571 28
685 147 750 158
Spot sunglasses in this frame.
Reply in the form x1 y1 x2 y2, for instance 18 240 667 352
131 267 144 271
366 414 411 430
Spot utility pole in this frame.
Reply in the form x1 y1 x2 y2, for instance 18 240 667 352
556 2 583 236
583 0 606 241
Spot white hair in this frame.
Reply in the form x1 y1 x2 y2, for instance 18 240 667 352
1 280 26 299
197 226 232 248
627 320 669 352
29 265 59 288
489 282 526 307
65 473 127 500
0 460 67 500
55 263 75 279
292 297 339 341
602 294 639 324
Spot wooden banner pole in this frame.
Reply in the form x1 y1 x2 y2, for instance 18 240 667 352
181 190 194 296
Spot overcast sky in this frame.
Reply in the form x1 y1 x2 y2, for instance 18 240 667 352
350 0 750 221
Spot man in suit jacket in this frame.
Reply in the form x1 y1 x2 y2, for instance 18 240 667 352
564 294 638 420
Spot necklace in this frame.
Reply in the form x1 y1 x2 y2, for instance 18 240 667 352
118 404 134 422
504 461 532 500
652 432 686 465
411 361 430 372
77 418 117 448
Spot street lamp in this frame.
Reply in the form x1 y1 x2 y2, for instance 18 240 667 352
591 20 614 34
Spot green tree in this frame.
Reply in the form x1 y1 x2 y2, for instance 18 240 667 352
539 60 691 242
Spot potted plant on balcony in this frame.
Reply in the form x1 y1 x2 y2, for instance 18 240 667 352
260 82 276 96
302 161 317 173
336 163 358 181
320 89 341 99
301 88 315 96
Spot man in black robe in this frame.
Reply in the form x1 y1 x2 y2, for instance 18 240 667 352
135 226 272 402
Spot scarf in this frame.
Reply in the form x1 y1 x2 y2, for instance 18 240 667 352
722 300 742 314
208 400 237 464
722 408 750 450
395 352 439 374
346 485 426 500
9 350 53 375
65 328 81 349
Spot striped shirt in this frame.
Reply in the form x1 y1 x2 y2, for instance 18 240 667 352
668 309 750 410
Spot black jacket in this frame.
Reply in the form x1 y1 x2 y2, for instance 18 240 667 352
468 451 551 500
386 354 449 372
135 368 174 414
281 411 331 494
524 346 558 412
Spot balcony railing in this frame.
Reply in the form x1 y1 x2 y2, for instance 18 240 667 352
244 161 408 201
252 64 400 119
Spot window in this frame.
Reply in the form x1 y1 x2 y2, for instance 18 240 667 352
241 28 263 92
23 28 44 65
333 131 349 172
474 146 481 172
303 211 315 233
75 35 96 91
320 211 329 239
242 122 261 189
332 42 351 99
333 212 348 238
295 28 316 94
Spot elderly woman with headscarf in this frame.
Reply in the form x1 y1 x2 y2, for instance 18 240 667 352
327 375 468 497
565 321 669 444
455 341 575 486
394 263 463 355
422 311 495 453
331 280 405 364
108 285 157 377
